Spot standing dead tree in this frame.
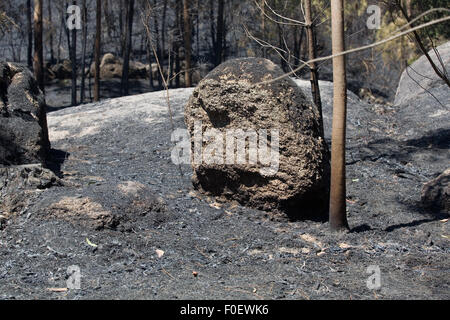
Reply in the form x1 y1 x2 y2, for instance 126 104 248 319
329 0 349 231
26 0 33 68
94 0 101 102
183 0 192 87
33 0 44 92
80 0 88 103
304 0 323 137
121 0 135 96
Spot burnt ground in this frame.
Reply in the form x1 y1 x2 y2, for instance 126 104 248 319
0 81 449 300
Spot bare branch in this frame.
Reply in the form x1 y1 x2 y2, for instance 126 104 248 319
257 9 450 86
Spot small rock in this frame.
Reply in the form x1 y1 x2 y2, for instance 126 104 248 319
421 168 449 213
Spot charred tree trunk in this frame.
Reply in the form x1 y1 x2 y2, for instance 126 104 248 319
80 0 88 103
121 0 135 96
183 0 192 87
33 0 44 92
304 0 323 137
48 0 54 64
161 0 168 64
70 1 78 106
214 0 224 66
94 0 101 102
27 0 33 69
329 0 349 231
261 0 266 58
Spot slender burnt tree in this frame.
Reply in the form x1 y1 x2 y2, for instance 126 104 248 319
121 0 135 96
33 0 44 92
214 0 224 66
69 1 78 106
94 0 101 102
329 0 349 231
80 0 88 103
304 0 323 136
47 0 54 63
183 0 192 87
27 0 33 68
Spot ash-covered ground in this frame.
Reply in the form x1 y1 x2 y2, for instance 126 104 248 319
0 79 448 300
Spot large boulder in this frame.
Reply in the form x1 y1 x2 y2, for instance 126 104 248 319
0 61 50 166
421 168 450 214
393 41 450 140
395 41 450 107
184 58 330 219
47 60 72 80
90 53 149 79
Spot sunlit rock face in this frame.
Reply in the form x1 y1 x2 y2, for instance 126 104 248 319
185 58 330 220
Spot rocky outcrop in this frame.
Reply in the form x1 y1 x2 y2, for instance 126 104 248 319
421 168 449 214
0 61 50 166
395 41 450 107
185 58 330 219
393 42 449 140
0 164 60 217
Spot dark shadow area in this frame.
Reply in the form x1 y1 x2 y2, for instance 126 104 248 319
46 148 70 177
350 224 373 233
384 218 437 232
346 128 450 174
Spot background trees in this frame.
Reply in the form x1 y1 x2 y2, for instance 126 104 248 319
1 0 447 102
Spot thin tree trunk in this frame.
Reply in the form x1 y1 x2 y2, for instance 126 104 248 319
152 0 163 89
261 0 266 58
70 1 78 106
27 0 33 68
304 0 323 137
145 39 155 90
121 0 134 96
183 0 192 87
57 3 64 64
94 0 101 102
196 0 200 58
33 0 44 92
329 0 349 231
161 0 168 63
48 0 54 64
80 0 87 103
175 0 181 88
215 0 224 66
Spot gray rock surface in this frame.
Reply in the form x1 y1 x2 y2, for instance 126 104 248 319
0 61 50 166
185 58 330 219
0 164 59 218
393 42 449 140
395 41 450 107
421 168 449 213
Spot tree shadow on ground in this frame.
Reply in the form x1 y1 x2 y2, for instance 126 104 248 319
348 128 450 168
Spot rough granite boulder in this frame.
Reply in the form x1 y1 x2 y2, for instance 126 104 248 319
0 61 50 166
185 58 330 219
393 41 450 140
90 53 148 79
395 41 450 107
421 168 450 214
